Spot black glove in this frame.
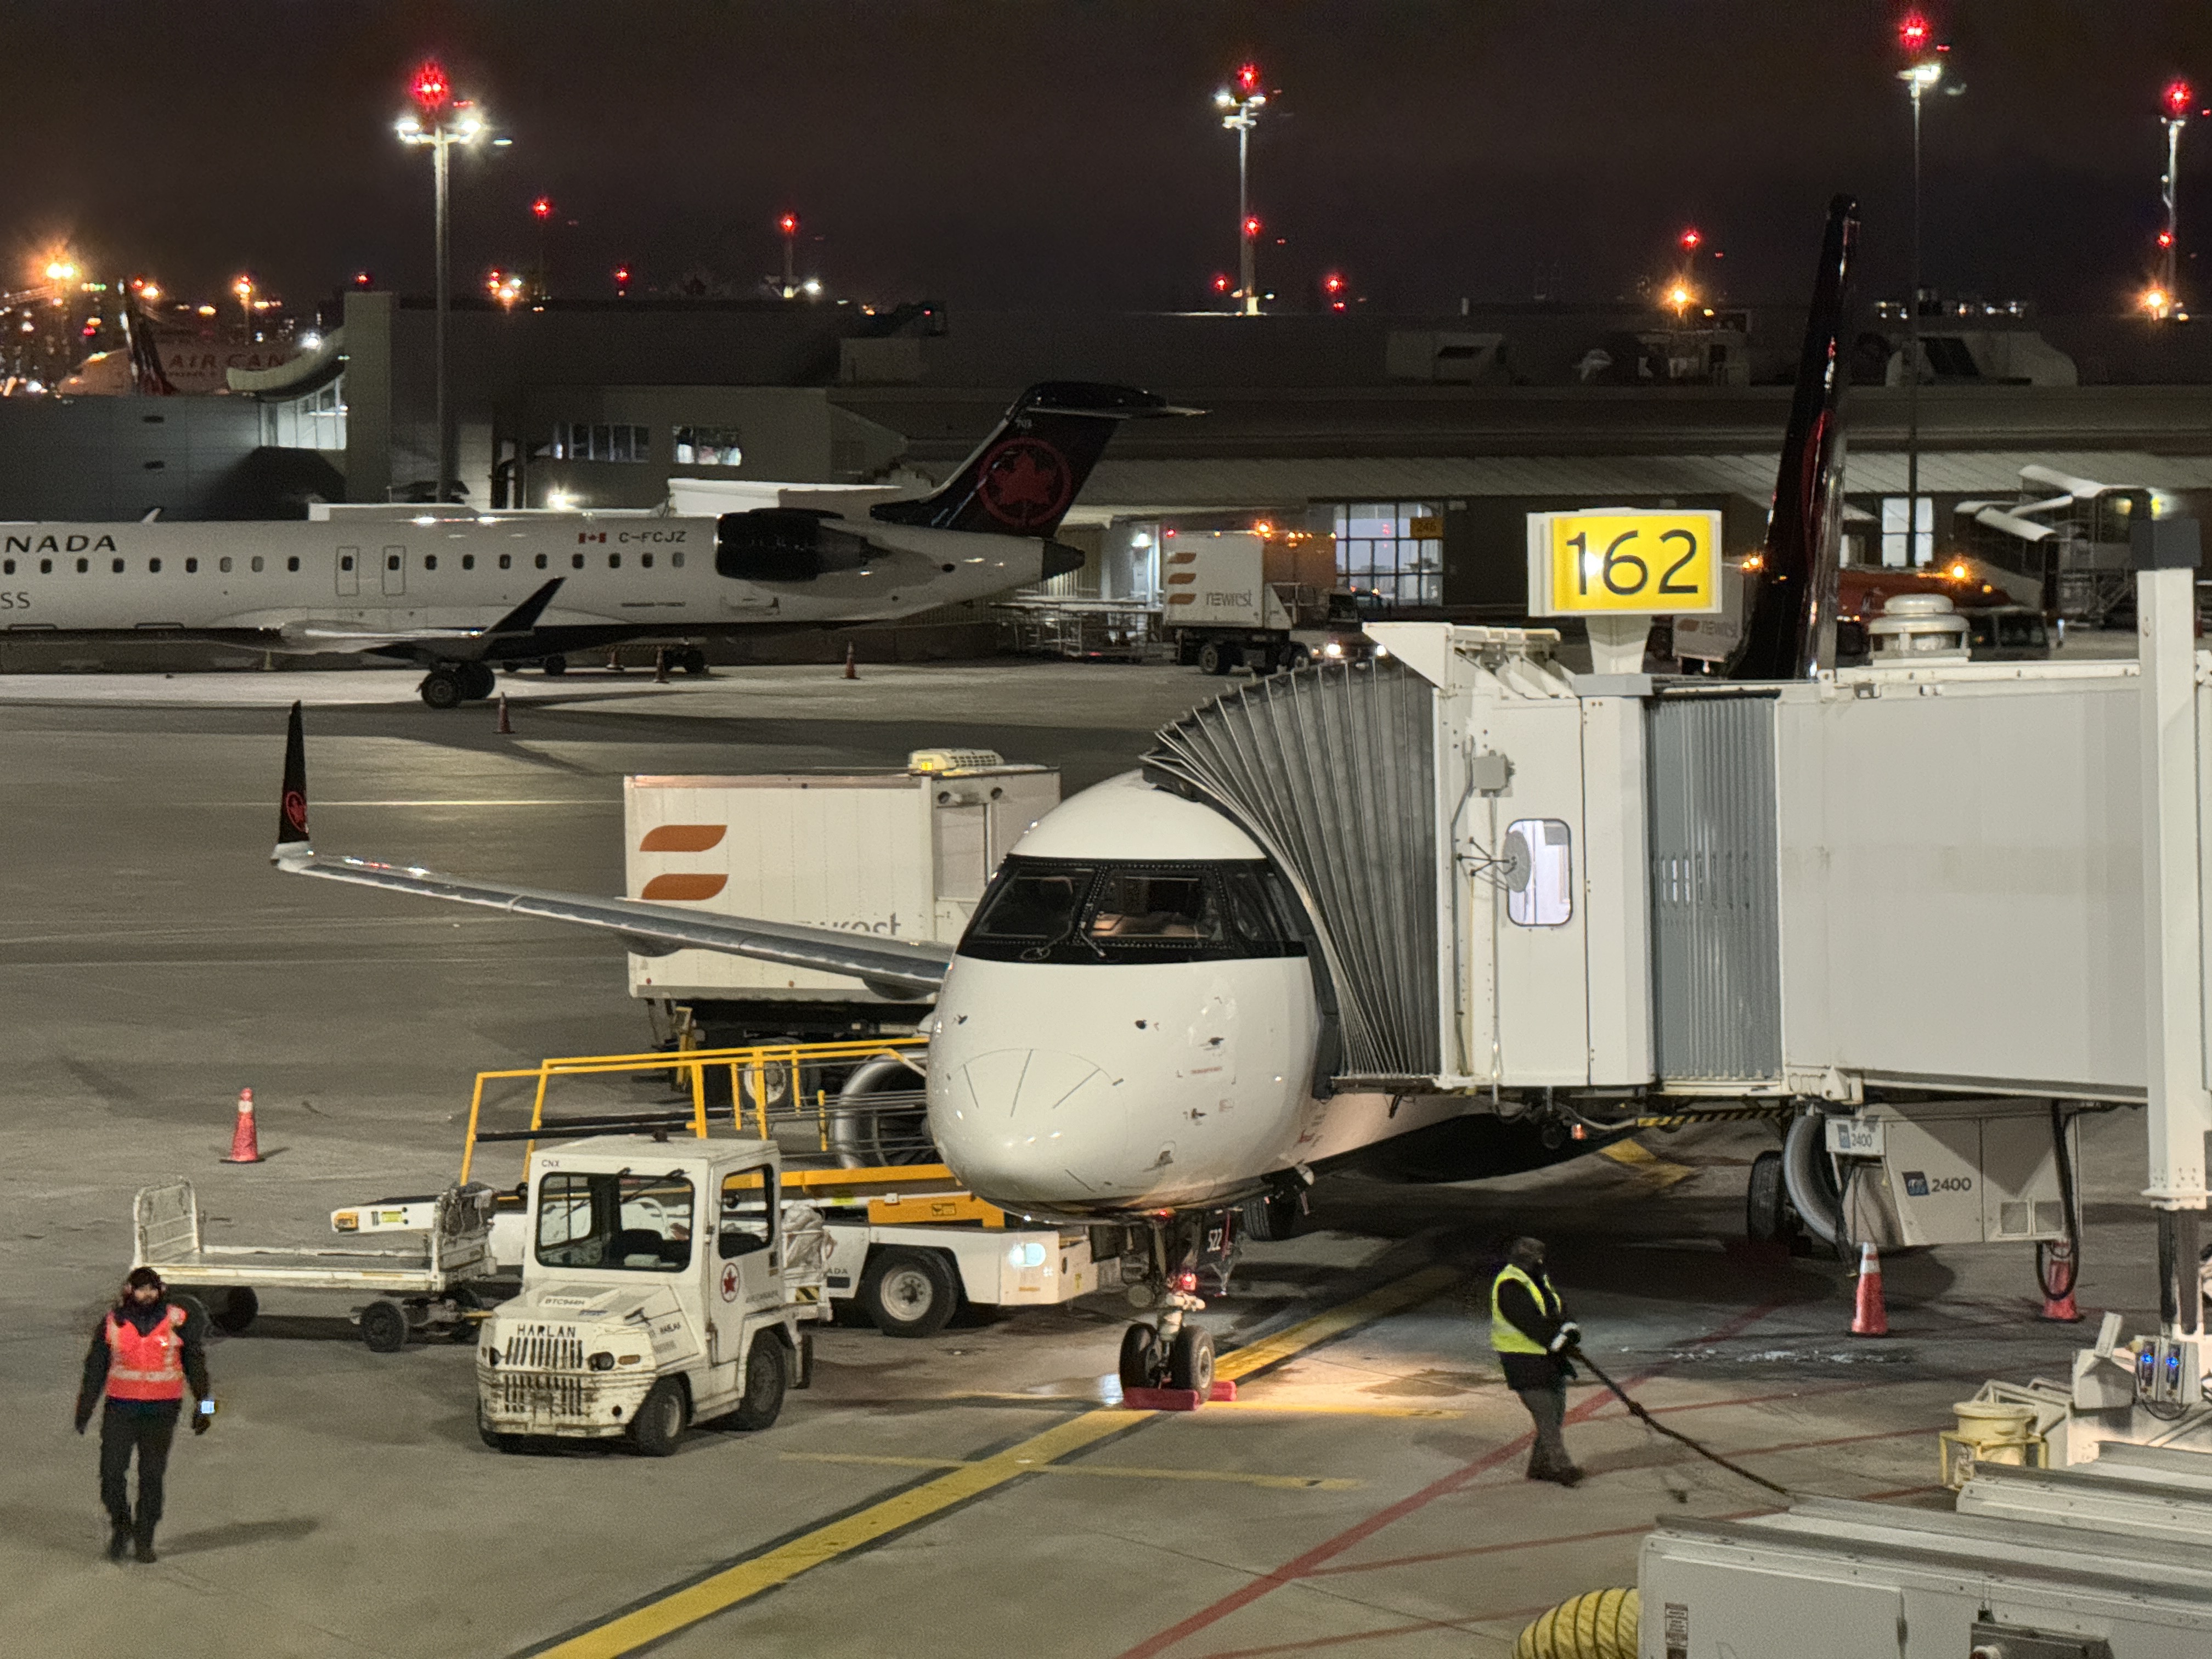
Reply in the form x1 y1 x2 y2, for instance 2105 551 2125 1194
1548 1321 1583 1355
191 1407 211 1436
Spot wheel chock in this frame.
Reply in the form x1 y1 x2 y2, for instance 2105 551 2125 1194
1122 1380 1238 1412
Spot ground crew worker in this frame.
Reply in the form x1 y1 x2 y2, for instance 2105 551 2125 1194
1489 1235 1583 1486
74 1266 213 1562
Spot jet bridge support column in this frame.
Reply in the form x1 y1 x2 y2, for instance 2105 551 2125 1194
2134 516 2211 1344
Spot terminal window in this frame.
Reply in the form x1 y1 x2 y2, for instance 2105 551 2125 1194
537 422 651 463
1881 496 1934 567
673 426 743 467
1333 501 1443 608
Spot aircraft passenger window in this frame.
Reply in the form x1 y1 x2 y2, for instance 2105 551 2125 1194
967 863 1096 947
219 557 232 573
424 555 437 572
75 559 87 573
672 551 685 568
111 558 125 573
185 558 197 574
608 554 620 569
641 553 653 569
1504 819 1574 928
2 560 12 575
39 560 50 574
148 559 161 574
461 554 475 571
252 556 265 573
385 555 398 571
536 554 549 569
286 556 300 572
499 554 512 570
340 554 353 572
1088 872 1225 945
571 554 585 569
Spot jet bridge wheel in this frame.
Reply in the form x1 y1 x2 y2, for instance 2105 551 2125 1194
418 669 465 710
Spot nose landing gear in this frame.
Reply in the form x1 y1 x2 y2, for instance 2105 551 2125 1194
1116 1211 1234 1401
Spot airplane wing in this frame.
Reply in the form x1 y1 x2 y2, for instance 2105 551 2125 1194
267 703 951 998
273 578 569 658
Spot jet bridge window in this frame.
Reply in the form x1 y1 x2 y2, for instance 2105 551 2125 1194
1504 819 1574 928
535 1171 695 1272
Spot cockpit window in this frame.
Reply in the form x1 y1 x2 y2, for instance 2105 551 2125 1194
958 855 1306 964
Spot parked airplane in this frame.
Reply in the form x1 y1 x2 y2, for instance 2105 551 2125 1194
268 198 1857 1390
1 381 1175 707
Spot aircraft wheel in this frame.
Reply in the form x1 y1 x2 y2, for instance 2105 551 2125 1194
680 647 710 677
1167 1324 1215 1396
1118 1323 1161 1392
419 669 465 710
459 662 496 701
540 655 568 677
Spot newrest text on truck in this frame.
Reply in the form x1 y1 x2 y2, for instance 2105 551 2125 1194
1162 530 1372 675
625 751 1058 1047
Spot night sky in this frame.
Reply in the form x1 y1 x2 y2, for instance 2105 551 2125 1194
8 2 2210 317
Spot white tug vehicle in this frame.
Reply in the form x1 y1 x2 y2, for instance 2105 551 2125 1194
476 1134 827 1454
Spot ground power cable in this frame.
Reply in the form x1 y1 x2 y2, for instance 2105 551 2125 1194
1569 1345 1792 1498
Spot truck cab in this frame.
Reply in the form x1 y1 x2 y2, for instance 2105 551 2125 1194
476 1135 826 1454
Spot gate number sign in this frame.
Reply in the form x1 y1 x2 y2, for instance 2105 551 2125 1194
1526 509 1723 616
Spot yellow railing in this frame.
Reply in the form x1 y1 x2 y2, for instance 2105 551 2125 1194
459 1036 932 1185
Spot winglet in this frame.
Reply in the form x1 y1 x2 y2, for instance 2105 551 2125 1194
273 701 312 862
483 577 565 637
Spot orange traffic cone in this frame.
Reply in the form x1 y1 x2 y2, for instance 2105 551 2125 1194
496 693 514 735
222 1088 264 1165
1850 1240 1888 1337
843 643 857 680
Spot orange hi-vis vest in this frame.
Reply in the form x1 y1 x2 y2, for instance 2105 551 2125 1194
104 1306 187 1402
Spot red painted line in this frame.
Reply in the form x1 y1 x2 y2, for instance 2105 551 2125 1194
1304 1510 1773 1579
1115 1299 1787 1659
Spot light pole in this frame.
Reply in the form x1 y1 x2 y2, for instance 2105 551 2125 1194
778 214 799 299
396 59 487 506
1897 14 1945 566
531 195 553 300
1214 63 1268 316
233 273 255 337
2160 80 2192 319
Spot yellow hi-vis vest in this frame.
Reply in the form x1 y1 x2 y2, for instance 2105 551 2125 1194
1491 1262 1558 1356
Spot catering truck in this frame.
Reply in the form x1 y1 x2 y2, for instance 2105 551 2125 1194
625 751 1059 1047
1161 531 1372 675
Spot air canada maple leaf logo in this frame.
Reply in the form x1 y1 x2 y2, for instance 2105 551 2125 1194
975 437 1073 530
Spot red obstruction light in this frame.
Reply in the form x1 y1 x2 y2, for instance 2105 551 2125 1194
1212 273 1232 294
410 59 451 112
1680 227 1702 250
1235 61 1261 95
2167 80 2195 119
2161 230 2177 248
613 265 631 287
1322 271 1346 295
1243 215 1262 239
1897 12 1931 55
353 270 374 286
778 213 798 235
532 195 552 220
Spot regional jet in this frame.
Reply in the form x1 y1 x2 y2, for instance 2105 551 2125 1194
2 382 1176 706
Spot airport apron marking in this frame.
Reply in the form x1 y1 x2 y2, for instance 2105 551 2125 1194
516 1262 1459 1658
779 1450 1363 1492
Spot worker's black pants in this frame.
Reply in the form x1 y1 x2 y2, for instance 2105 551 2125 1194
99 1404 177 1539
1514 1384 1573 1478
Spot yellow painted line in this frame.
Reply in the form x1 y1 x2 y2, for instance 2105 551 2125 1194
1215 1263 1462 1381
1600 1138 1697 1188
781 1450 1361 1492
1205 1400 1469 1420
524 1261 1452 1657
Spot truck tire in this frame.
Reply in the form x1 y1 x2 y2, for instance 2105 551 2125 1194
859 1248 959 1338
477 1404 524 1454
212 1285 258 1335
1198 641 1237 676
793 1328 815 1390
1746 1150 1788 1244
627 1377 689 1455
726 1336 788 1432
1278 643 1311 672
359 1297 408 1353
1168 1324 1215 1395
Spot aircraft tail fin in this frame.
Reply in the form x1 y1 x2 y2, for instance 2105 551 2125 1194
274 701 311 859
1730 194 1859 680
871 382 1195 539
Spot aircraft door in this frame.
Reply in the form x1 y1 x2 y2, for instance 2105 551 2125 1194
336 546 359 597
712 1164 781 1364
381 545 407 596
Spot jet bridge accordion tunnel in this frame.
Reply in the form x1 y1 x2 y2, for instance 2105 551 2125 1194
1147 624 2154 1232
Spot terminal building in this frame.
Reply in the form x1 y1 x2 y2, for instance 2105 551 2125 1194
7 289 2212 633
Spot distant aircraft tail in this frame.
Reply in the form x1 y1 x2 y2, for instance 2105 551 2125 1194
870 382 1194 539
274 701 311 858
1731 194 1859 680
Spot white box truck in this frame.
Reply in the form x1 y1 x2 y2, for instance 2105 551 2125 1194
625 751 1058 1045
1161 531 1372 675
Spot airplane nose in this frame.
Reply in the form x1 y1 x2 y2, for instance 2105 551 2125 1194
929 1047 1134 1205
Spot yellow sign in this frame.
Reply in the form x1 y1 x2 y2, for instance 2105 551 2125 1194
1526 509 1723 616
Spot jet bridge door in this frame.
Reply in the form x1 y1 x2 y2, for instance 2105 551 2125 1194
1476 697 1590 1086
